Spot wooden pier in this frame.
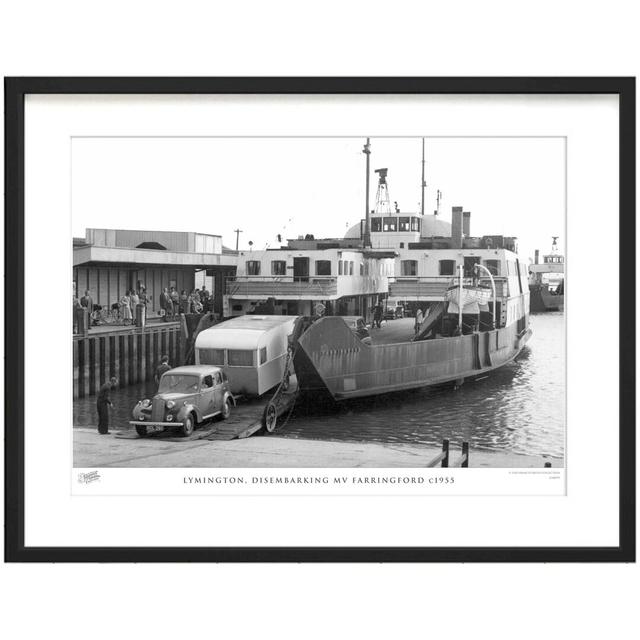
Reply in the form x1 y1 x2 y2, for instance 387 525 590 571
73 322 184 399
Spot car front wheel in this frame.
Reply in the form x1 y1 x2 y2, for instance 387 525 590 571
221 399 231 420
135 425 148 437
181 414 195 437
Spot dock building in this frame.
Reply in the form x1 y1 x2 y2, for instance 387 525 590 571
73 228 237 320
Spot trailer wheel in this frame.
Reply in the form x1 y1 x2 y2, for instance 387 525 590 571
263 403 277 433
135 425 148 437
181 414 195 437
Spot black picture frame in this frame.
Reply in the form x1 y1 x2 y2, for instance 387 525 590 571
4 77 635 563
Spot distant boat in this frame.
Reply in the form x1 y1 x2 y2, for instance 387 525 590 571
529 238 564 312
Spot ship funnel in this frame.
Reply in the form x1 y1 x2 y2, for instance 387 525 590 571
463 211 471 237
451 206 464 249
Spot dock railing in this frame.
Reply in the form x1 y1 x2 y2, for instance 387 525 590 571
426 439 470 468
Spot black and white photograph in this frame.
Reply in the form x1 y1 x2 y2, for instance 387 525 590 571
6 76 632 562
71 135 565 472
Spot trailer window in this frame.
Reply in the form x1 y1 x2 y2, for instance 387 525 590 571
228 349 254 367
199 348 225 366
259 347 267 365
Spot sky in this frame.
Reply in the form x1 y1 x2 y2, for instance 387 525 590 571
71 136 565 262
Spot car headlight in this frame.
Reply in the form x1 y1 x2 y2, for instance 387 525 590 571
166 415 173 421
142 398 151 407
166 400 175 409
139 415 145 421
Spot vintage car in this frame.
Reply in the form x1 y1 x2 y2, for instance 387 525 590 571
130 365 235 437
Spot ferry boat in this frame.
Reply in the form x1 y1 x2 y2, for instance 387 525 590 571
528 238 564 312
290 139 532 401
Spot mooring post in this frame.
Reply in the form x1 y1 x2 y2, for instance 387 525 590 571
462 441 469 467
441 439 450 468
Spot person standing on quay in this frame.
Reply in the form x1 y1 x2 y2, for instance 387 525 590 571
155 355 172 386
96 377 118 435
160 287 170 321
170 287 179 319
120 291 132 325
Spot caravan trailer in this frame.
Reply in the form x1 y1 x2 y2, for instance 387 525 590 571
195 315 299 396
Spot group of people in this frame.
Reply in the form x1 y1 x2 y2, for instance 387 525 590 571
159 285 211 320
74 284 212 327
118 288 149 325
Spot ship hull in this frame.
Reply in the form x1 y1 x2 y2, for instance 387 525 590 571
293 314 531 401
529 284 564 312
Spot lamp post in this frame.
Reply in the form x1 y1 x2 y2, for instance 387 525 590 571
363 138 371 248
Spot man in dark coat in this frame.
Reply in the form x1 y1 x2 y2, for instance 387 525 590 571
96 377 118 434
154 355 172 386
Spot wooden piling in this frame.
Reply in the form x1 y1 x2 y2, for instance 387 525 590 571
441 439 450 468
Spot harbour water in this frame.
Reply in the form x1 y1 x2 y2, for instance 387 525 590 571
73 312 565 461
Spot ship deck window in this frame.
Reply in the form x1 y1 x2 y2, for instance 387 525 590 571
401 260 418 276
439 260 456 276
383 217 397 232
464 256 481 277
271 260 286 275
411 217 421 232
315 260 331 276
371 218 382 232
485 260 500 275
246 260 261 276
349 261 354 275
399 216 411 231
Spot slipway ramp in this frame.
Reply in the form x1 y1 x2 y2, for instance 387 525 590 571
413 302 446 341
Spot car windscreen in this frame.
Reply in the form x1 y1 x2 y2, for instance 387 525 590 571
158 375 200 394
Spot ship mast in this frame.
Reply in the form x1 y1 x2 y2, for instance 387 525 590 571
421 137 426 217
363 138 372 248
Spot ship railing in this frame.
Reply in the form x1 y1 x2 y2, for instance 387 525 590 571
226 275 338 298
426 440 470 468
389 276 508 299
